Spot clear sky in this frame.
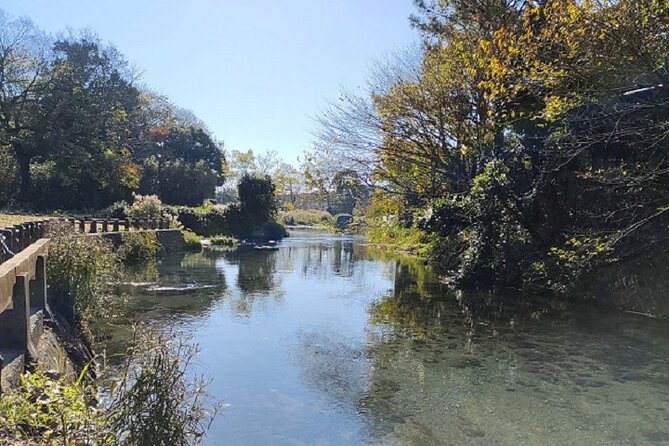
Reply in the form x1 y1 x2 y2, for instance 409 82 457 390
2 0 418 163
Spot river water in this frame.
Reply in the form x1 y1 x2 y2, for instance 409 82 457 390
109 230 669 445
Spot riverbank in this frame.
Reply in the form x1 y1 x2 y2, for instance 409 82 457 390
0 224 218 444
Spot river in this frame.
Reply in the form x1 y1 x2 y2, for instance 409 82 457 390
106 230 669 445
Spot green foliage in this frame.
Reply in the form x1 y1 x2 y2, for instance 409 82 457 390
238 174 278 223
47 222 121 323
0 331 218 446
366 222 433 259
0 15 224 211
171 204 228 237
138 127 224 206
99 201 130 219
0 368 107 446
209 235 238 246
181 230 203 251
358 0 669 294
279 209 334 226
0 145 18 208
117 232 161 265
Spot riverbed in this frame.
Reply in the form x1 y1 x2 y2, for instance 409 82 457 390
107 230 669 445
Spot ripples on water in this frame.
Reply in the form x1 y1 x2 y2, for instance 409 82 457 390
105 230 669 445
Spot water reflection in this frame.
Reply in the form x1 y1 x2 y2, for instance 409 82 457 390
110 230 669 445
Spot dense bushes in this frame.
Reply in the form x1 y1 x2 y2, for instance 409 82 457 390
170 204 228 237
117 232 161 264
210 235 237 246
171 175 285 240
331 0 669 296
181 230 203 251
47 223 120 323
125 194 164 220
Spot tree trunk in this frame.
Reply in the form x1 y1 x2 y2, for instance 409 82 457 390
16 151 32 204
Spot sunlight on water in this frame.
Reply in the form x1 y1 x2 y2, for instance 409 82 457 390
112 230 669 445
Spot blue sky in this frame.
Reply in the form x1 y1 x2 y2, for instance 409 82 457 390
3 0 418 163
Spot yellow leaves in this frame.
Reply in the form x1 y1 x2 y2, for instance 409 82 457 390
112 107 128 121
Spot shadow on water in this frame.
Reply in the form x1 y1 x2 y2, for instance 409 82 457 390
100 230 669 445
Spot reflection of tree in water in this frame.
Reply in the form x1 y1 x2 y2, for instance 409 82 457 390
217 248 284 315
236 250 277 293
278 239 361 279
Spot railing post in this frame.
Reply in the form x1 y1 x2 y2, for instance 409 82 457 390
79 219 86 233
0 274 37 361
89 219 98 234
1 230 13 262
13 226 23 252
112 219 120 232
101 220 109 233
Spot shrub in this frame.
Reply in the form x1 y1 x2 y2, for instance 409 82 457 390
126 194 164 220
0 331 218 446
171 204 227 236
0 368 106 445
47 222 120 323
117 232 161 264
181 230 202 251
238 174 278 223
210 235 238 246
98 201 129 219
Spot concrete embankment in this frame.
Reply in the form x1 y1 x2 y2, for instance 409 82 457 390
0 223 185 392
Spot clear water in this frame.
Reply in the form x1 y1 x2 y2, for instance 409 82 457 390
108 230 669 445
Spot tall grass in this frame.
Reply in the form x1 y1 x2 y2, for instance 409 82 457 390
279 209 333 226
46 221 121 324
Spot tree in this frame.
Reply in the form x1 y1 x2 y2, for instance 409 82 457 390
321 0 669 293
32 36 142 208
138 126 225 205
273 162 306 207
237 174 278 223
0 12 50 202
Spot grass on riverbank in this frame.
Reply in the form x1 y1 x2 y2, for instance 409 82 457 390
279 209 333 227
0 213 51 228
366 224 433 259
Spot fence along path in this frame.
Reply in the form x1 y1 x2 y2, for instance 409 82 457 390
0 216 172 264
